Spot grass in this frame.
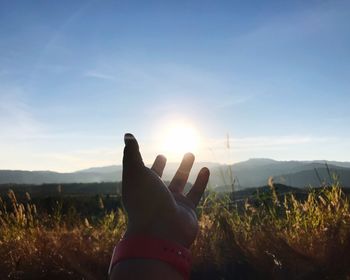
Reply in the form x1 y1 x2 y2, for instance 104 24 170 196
1 183 350 280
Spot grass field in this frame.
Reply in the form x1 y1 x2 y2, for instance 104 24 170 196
1 183 350 280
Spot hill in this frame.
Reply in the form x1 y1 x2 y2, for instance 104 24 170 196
1 159 350 189
209 159 350 190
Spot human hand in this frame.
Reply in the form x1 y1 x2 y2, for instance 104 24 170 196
122 133 210 248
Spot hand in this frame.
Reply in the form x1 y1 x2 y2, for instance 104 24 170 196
122 133 210 248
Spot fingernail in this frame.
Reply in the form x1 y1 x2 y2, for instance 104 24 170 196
183 152 195 161
124 133 134 145
201 167 210 176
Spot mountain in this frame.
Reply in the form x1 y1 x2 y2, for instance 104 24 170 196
0 162 219 185
273 166 350 188
77 165 122 174
77 162 221 183
206 159 350 190
1 159 350 189
312 160 350 169
0 170 120 185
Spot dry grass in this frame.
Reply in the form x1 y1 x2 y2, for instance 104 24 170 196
1 184 350 280
0 191 125 279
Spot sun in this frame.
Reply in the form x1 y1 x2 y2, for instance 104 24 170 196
160 122 200 159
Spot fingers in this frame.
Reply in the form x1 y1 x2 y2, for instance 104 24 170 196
168 153 195 194
123 133 144 171
186 167 210 207
151 155 167 177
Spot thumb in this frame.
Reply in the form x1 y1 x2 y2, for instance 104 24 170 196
123 133 144 171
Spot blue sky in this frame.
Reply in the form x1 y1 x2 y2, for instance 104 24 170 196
0 0 349 171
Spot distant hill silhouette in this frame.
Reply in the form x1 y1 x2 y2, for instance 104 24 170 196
1 159 350 189
0 170 122 184
209 159 350 190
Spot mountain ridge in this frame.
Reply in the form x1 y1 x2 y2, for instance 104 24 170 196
1 159 350 188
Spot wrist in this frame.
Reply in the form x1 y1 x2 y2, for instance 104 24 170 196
109 234 192 279
124 228 191 249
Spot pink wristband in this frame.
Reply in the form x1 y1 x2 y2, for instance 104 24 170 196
108 235 192 279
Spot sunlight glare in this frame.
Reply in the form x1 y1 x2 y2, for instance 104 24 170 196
160 122 200 160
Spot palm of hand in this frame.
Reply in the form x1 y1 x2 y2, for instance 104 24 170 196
122 134 209 248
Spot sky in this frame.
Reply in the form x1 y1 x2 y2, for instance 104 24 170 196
0 0 349 172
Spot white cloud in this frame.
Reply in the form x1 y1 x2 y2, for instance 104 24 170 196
0 88 42 139
84 70 115 81
34 148 121 172
233 1 348 45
